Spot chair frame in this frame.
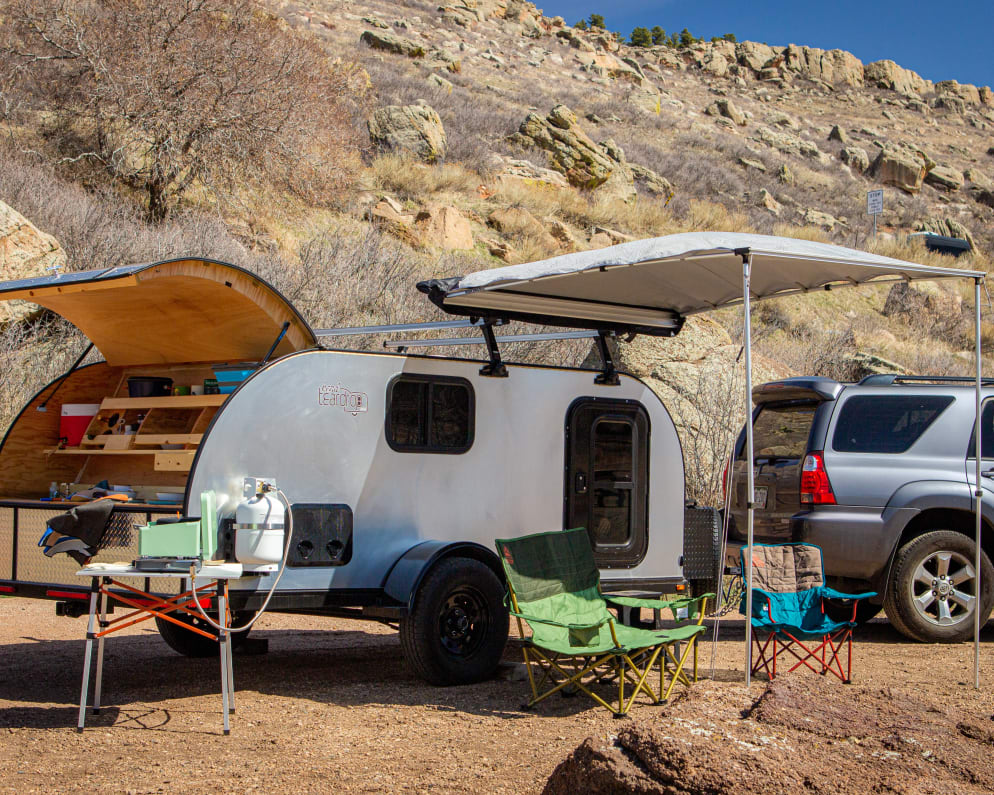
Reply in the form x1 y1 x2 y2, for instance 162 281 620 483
743 543 875 685
504 567 709 717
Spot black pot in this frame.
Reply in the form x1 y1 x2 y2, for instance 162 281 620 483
127 376 173 397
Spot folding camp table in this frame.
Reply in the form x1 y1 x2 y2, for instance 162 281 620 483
75 562 245 735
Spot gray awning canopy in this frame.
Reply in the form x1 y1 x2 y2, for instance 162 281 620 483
418 232 985 336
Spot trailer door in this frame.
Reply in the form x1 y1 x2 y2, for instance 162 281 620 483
565 399 649 568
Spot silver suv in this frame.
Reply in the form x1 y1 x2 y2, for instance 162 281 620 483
728 375 994 643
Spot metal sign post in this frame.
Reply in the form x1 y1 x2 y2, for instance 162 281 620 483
867 190 883 238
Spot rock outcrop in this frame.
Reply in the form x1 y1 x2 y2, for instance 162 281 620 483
368 104 447 162
414 205 473 250
0 201 65 325
359 29 425 57
512 105 638 200
864 59 929 98
869 143 936 193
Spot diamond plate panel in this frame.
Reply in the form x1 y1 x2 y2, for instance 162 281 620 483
15 508 178 594
0 508 13 580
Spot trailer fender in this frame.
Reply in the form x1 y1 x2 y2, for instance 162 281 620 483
382 541 503 610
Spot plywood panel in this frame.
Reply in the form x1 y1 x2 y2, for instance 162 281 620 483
4 259 315 366
0 363 121 499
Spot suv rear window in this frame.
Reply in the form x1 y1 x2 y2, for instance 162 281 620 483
832 395 953 453
743 404 817 460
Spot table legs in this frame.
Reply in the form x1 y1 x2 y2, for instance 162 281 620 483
76 579 100 732
93 585 108 714
77 575 236 735
217 581 231 735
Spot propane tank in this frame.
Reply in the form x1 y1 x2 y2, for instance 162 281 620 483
234 477 286 567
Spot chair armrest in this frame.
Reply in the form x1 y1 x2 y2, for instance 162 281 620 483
607 594 713 624
820 587 877 601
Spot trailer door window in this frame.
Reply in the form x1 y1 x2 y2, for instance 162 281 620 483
566 399 649 569
386 375 474 453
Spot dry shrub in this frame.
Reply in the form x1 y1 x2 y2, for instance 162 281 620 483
368 155 481 201
3 0 367 221
668 362 743 507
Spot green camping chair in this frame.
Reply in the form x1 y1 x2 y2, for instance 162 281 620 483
495 528 712 718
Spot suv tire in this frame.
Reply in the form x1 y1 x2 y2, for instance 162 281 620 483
884 531 994 643
400 557 509 686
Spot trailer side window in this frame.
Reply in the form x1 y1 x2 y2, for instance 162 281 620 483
386 375 474 453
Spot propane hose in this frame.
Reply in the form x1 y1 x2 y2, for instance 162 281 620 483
188 488 294 634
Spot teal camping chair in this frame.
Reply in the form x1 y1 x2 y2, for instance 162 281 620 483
740 543 875 683
496 528 712 717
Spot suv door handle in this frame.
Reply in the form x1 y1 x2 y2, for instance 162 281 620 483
982 468 994 480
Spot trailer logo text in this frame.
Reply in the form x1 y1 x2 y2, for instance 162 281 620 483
318 384 368 415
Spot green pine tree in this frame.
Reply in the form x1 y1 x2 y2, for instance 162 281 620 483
574 18 587 30
679 27 694 47
651 26 666 45
588 14 606 29
630 26 652 47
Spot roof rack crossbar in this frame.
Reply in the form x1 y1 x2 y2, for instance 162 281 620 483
314 319 508 337
382 330 601 349
858 374 994 386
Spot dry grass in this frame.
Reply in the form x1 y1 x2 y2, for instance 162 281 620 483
366 154 482 202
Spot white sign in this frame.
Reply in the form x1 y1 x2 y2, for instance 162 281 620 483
867 189 883 215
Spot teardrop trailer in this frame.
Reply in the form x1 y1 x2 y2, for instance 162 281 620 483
0 256 704 685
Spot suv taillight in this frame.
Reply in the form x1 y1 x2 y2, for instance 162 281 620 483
722 460 730 500
801 452 836 505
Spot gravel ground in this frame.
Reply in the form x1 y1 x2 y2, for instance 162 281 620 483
0 597 992 793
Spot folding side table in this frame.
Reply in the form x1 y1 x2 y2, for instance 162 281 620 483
75 562 245 735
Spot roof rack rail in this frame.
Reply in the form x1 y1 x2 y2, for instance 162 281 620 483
858 374 994 386
313 319 507 337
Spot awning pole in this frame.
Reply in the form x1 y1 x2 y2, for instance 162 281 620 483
742 253 755 686
974 276 983 691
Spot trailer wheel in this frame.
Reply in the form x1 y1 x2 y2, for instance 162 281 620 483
400 557 509 686
155 611 254 657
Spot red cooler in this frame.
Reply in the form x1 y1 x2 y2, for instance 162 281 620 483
60 404 100 447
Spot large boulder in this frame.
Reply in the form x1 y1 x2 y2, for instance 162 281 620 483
864 59 929 97
359 29 425 57
840 146 870 173
924 164 964 191
368 104 447 162
705 98 746 126
935 80 982 106
512 105 637 200
735 41 777 72
0 201 66 325
414 205 473 250
869 143 935 193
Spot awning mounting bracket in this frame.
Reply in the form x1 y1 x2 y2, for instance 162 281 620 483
477 319 508 378
594 331 620 386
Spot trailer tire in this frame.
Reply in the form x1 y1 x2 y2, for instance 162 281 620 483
400 557 509 686
155 611 254 657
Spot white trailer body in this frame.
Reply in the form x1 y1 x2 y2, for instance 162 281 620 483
0 257 687 684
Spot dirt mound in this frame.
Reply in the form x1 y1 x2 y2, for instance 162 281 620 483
544 678 994 794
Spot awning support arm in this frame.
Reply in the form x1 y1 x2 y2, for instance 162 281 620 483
594 331 621 386
37 341 95 413
478 320 508 378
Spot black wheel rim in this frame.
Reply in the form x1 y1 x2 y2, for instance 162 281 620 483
438 585 489 658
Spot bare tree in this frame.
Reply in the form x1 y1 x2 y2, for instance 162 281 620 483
2 0 366 221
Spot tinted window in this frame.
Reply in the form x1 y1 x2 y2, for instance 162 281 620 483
386 376 473 453
832 395 953 453
744 404 817 460
967 399 994 458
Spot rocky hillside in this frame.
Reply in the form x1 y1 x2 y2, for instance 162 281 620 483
2 0 993 502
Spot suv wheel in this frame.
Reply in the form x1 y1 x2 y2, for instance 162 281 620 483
884 531 994 643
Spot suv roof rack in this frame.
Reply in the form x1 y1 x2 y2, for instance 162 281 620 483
858 374 994 386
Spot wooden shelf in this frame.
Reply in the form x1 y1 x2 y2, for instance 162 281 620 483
133 434 203 446
47 448 196 472
100 395 227 410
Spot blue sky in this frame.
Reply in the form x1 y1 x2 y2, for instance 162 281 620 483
538 1 992 88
